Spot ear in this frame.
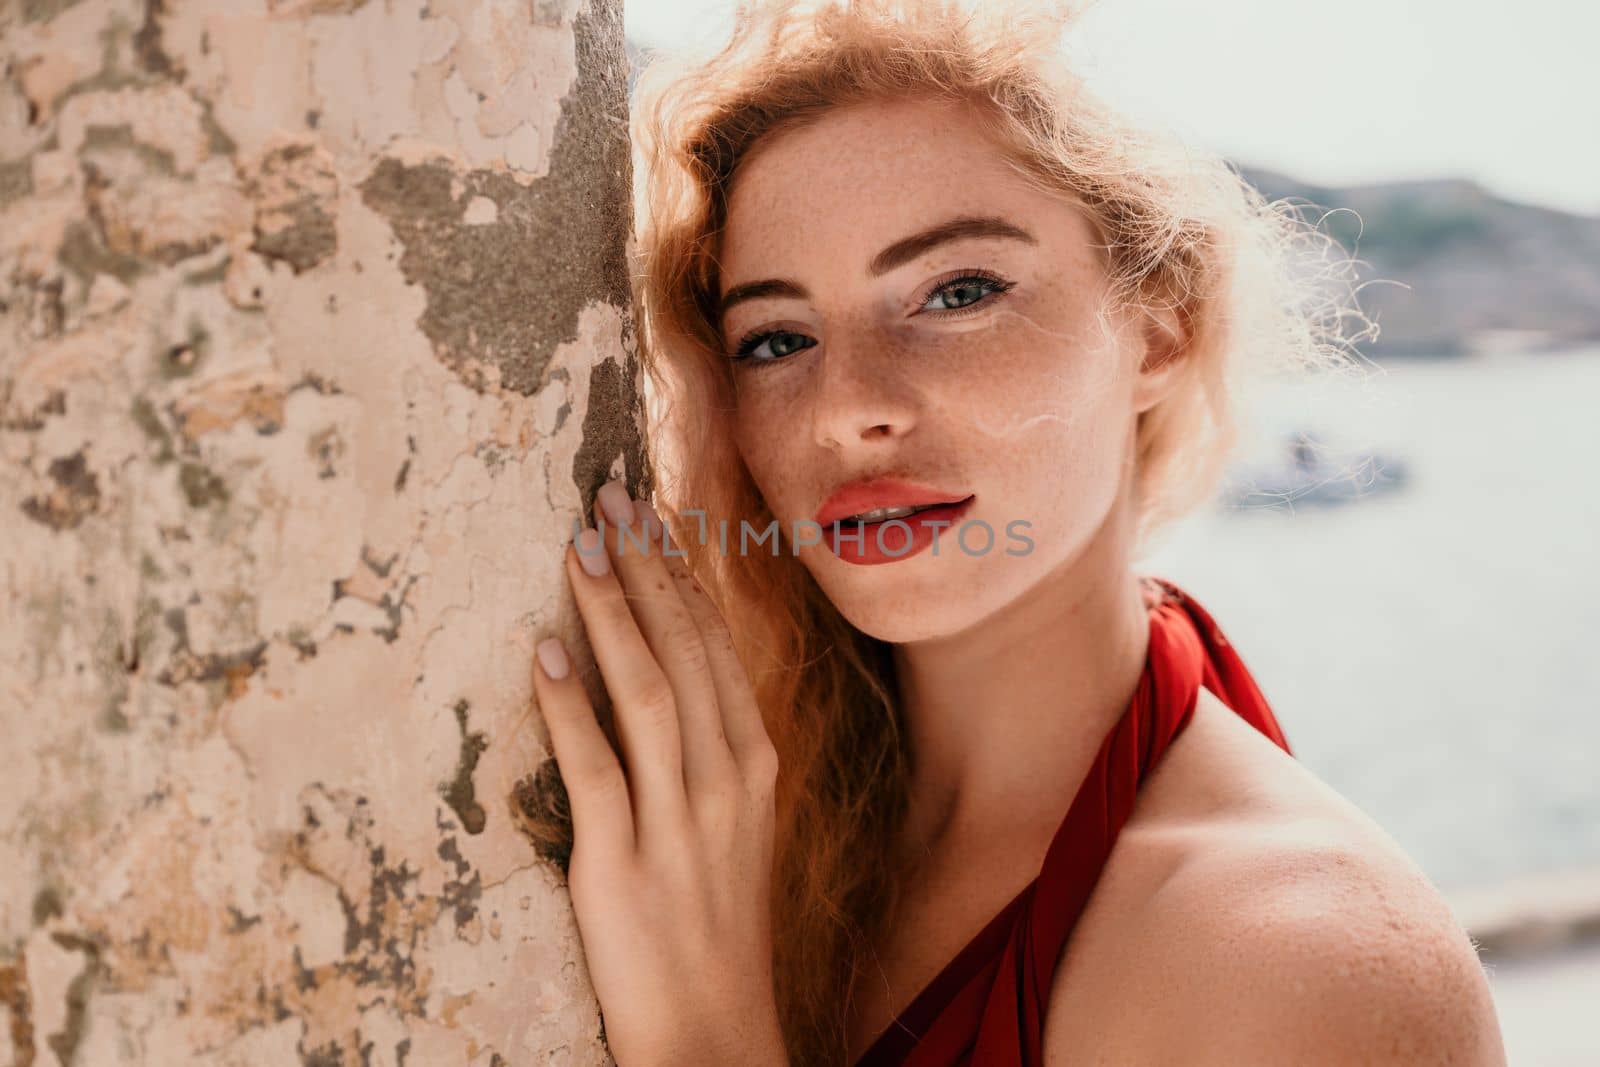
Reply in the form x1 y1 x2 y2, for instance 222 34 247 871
1130 299 1193 416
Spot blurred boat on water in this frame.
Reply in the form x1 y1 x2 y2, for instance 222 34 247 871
1220 429 1410 511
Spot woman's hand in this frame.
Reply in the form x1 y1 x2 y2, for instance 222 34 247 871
533 479 788 1067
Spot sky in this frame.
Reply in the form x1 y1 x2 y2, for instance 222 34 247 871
624 0 1600 217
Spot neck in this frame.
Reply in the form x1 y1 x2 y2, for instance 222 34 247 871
889 486 1151 855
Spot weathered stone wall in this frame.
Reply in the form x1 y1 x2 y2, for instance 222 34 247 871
0 0 646 1062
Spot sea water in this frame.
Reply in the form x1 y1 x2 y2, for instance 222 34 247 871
1140 345 1600 894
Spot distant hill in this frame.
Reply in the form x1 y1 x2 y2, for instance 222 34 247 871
1238 168 1600 358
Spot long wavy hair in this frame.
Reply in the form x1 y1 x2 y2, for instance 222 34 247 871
620 1 1363 1060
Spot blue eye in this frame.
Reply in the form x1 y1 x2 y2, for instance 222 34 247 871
728 270 1016 367
921 276 1007 311
732 329 817 364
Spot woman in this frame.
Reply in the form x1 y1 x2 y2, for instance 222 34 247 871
526 1 1508 1063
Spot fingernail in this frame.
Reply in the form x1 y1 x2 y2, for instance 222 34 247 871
575 527 610 576
635 499 661 541
537 638 570 680
597 479 635 528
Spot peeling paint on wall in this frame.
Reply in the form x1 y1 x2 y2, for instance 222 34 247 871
356 5 634 398
18 448 100 530
1 0 640 1062
249 139 340 275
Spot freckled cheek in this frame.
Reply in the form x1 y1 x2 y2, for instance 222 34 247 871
731 376 796 447
920 312 1130 466
903 316 1068 412
730 386 804 511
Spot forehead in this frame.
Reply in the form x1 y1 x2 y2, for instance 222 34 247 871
719 96 1073 284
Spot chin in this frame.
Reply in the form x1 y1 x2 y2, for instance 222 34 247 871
807 552 1016 645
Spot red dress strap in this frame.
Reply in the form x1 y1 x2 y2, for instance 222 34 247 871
853 575 1293 1066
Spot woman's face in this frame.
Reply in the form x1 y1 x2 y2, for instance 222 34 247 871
718 96 1182 643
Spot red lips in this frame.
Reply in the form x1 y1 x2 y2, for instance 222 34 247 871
821 495 977 565
813 477 972 527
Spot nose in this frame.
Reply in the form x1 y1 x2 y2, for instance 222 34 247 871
809 333 920 452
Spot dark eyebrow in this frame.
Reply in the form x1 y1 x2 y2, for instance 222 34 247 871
717 214 1036 318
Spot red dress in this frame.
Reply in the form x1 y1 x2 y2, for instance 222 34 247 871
853 575 1293 1067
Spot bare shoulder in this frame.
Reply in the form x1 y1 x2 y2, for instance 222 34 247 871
1043 687 1507 1066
